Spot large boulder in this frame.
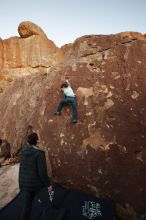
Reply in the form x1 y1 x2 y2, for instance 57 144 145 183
0 32 146 219
18 21 48 38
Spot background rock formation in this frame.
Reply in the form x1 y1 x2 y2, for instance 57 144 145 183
0 21 64 92
0 22 146 219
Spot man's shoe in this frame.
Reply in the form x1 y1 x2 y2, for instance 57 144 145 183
53 112 61 116
72 119 78 123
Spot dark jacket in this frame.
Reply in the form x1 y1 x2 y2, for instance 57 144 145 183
19 144 51 191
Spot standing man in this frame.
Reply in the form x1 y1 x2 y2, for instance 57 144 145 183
19 132 52 220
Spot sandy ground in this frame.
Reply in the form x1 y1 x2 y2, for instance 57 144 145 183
0 163 20 209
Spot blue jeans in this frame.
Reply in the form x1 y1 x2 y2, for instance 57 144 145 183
56 96 77 121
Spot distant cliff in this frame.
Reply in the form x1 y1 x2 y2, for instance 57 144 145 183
0 21 146 220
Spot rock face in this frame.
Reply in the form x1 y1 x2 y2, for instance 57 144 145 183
0 28 146 219
0 21 64 92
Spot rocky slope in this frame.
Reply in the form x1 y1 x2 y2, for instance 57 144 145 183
0 164 19 209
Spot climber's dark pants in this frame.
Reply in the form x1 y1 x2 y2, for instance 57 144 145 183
56 96 77 121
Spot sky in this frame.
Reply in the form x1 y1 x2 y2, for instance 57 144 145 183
0 0 146 47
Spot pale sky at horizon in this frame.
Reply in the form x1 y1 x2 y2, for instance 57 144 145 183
0 0 146 47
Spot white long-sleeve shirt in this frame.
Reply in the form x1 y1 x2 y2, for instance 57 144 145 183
63 85 75 97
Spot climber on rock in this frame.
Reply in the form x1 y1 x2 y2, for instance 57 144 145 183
54 79 78 123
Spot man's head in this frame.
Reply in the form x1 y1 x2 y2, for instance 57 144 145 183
61 82 68 89
27 132 38 145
